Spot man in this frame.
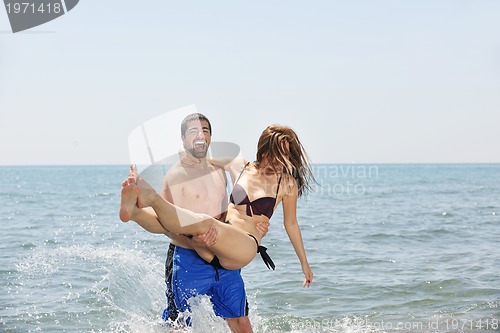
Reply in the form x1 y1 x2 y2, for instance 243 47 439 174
121 113 268 332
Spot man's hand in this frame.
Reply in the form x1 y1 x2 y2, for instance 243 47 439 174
191 225 218 247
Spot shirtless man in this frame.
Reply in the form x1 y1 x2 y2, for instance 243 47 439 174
121 113 268 332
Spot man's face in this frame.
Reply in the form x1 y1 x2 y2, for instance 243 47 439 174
182 120 211 158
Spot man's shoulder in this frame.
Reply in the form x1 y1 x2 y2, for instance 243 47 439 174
165 162 189 181
210 164 228 181
209 163 225 173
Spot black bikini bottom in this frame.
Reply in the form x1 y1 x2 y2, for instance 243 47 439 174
210 234 275 271
248 234 275 270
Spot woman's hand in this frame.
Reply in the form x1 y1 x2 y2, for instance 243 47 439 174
252 215 271 237
302 264 313 288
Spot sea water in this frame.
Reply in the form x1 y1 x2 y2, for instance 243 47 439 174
0 164 499 332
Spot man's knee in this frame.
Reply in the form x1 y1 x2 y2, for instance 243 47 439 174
226 316 252 333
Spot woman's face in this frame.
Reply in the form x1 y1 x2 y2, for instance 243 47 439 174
261 139 290 172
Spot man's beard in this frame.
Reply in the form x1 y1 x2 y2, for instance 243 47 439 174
185 146 208 159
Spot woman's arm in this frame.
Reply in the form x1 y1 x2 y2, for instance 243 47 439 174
281 178 313 287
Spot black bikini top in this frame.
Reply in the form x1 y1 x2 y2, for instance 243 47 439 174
229 163 282 219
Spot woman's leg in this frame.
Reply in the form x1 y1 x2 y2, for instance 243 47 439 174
139 182 257 269
119 204 167 234
121 178 257 269
206 222 257 270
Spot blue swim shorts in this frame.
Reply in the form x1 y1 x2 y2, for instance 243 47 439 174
162 244 248 322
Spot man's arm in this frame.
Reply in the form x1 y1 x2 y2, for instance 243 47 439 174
216 167 229 221
208 153 247 186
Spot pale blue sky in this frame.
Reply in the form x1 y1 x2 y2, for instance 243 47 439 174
1 0 499 165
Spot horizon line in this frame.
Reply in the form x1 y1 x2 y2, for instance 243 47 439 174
1 162 500 167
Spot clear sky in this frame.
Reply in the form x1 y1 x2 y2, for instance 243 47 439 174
1 0 499 165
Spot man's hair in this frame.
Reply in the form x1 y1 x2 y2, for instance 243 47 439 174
180 113 212 136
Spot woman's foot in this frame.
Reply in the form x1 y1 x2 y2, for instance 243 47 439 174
119 164 159 222
119 164 144 222
119 180 139 222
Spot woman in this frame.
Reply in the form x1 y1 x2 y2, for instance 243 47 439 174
120 125 315 287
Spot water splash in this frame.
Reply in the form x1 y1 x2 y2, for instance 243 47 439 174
7 243 166 332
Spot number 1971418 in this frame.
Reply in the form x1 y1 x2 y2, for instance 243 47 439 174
6 2 62 14
445 318 498 330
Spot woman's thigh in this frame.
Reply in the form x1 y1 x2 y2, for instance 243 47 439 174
211 223 257 270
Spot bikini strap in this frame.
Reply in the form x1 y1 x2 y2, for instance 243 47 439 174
275 172 283 199
234 162 250 185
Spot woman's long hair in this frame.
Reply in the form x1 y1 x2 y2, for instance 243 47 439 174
255 125 316 197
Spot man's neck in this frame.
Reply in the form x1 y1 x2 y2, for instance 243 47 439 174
179 149 210 169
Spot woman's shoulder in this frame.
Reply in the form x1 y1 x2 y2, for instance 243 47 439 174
280 174 298 196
